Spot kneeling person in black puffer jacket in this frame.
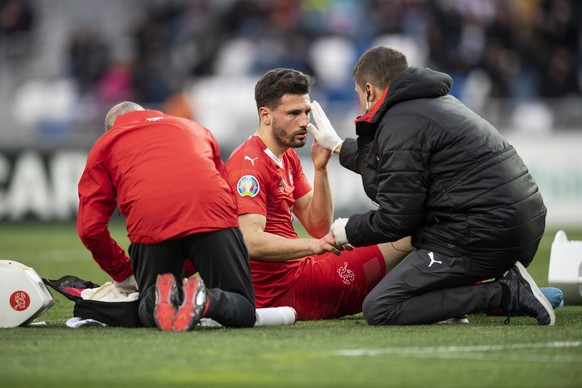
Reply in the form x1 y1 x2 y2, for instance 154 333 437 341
310 46 554 326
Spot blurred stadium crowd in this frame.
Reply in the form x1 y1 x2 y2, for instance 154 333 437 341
0 0 580 150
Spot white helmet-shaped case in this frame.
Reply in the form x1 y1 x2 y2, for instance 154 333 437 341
0 260 54 328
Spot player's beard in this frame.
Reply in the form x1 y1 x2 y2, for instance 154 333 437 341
272 120 307 149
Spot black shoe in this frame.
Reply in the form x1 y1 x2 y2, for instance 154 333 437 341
497 262 556 326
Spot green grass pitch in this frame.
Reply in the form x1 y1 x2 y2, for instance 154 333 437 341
1 222 581 387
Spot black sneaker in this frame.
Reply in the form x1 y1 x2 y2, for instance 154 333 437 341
498 262 556 326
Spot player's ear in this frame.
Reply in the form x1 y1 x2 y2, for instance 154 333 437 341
259 107 271 126
366 82 376 101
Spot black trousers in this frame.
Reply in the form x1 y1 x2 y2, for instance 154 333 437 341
129 227 256 328
362 248 511 325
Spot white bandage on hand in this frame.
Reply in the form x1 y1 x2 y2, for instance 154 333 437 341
308 100 343 152
113 274 138 293
331 217 349 245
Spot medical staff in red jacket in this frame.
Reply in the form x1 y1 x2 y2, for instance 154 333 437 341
77 101 255 330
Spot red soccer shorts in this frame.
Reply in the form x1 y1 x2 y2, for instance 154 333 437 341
267 245 386 320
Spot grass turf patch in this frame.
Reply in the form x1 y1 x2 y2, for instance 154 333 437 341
1 223 582 387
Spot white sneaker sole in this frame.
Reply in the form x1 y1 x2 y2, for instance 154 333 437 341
514 261 556 326
436 316 470 324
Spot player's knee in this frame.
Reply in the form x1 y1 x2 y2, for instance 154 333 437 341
362 295 385 325
362 294 398 325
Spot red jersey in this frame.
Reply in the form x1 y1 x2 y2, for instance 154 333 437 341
226 136 312 306
77 110 238 281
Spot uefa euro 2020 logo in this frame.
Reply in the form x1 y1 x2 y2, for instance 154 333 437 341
237 175 260 197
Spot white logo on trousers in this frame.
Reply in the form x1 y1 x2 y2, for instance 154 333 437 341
428 252 442 267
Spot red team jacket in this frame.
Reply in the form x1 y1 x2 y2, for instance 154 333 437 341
77 110 239 282
226 136 312 307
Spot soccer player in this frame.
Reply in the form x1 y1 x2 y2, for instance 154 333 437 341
225 68 412 320
77 101 255 331
320 46 555 325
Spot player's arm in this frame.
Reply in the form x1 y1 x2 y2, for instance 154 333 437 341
238 213 340 261
77 161 133 282
292 141 334 238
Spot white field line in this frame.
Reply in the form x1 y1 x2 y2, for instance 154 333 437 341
332 341 582 363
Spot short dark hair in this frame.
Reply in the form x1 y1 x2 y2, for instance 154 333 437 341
254 68 314 110
352 46 408 90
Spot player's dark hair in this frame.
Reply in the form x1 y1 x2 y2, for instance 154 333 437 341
255 68 314 111
352 46 408 91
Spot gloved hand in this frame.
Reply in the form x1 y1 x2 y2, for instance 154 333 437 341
331 217 349 245
114 274 138 293
308 101 343 152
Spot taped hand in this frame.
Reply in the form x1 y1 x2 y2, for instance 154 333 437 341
331 217 349 245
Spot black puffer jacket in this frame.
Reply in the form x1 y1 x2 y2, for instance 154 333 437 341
339 67 546 277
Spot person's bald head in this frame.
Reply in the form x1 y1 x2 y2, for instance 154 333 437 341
104 101 145 131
